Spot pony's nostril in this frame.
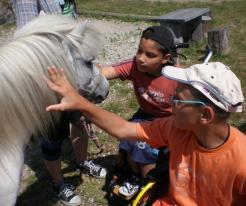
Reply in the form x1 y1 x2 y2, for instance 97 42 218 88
97 91 109 102
96 95 104 103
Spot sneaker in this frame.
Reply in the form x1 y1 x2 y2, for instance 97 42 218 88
53 182 75 192
118 177 141 197
53 183 81 206
80 160 107 178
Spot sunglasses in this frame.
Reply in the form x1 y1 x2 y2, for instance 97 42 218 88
170 96 207 107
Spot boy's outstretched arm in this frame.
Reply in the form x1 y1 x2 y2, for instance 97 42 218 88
45 66 138 140
97 64 118 80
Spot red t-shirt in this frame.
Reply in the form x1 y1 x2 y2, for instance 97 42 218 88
113 58 177 117
136 117 246 206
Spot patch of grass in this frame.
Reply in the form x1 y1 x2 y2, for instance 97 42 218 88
0 0 9 5
77 0 246 132
78 0 210 15
0 23 14 30
102 79 138 119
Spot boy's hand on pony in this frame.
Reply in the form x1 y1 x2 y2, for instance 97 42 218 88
45 66 82 112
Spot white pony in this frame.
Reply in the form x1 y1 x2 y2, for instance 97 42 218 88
0 14 109 206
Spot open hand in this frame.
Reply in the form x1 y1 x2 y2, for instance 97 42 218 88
45 66 82 112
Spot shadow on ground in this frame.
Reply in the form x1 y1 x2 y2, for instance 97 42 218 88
16 138 126 206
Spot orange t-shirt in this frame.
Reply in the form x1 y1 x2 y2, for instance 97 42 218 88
136 117 246 206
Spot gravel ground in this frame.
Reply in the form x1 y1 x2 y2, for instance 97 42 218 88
0 18 148 62
0 27 14 46
90 19 149 64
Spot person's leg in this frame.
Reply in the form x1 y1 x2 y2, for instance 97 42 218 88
41 112 69 183
140 163 156 178
117 110 156 197
129 110 158 178
69 113 107 178
119 143 156 178
41 136 82 206
117 141 143 197
115 148 127 170
41 112 81 206
127 153 156 178
41 135 64 181
43 158 63 184
117 140 137 178
11 0 39 28
127 153 140 175
38 0 61 14
70 122 88 163
118 142 158 197
131 141 159 178
115 109 144 172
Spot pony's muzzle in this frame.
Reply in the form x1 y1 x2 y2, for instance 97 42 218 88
95 91 109 103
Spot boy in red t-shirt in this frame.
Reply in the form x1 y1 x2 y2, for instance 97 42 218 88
99 26 179 196
45 62 245 206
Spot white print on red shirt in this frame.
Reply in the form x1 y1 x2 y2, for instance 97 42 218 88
138 87 169 104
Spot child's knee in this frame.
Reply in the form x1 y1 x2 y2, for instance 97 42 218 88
41 138 62 161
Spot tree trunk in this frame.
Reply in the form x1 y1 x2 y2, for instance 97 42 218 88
208 27 230 55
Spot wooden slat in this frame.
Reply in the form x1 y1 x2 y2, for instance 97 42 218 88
151 8 210 23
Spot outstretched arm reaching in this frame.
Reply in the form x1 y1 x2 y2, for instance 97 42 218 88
45 66 138 140
97 64 119 80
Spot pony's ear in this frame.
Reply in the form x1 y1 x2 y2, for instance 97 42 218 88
69 21 87 37
38 10 47 17
66 20 103 62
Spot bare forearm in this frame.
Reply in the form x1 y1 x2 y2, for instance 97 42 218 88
98 65 118 80
45 66 134 139
77 96 137 140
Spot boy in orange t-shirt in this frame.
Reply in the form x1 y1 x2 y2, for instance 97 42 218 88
45 61 246 205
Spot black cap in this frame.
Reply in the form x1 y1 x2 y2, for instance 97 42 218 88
141 26 176 53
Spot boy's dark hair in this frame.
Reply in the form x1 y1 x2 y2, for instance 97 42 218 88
141 26 176 53
141 26 177 64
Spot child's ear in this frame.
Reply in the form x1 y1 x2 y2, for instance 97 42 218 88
161 53 171 64
200 106 215 124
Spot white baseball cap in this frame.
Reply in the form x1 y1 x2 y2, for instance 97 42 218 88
162 62 244 112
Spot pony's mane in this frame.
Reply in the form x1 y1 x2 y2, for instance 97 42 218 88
0 14 103 152
14 14 102 63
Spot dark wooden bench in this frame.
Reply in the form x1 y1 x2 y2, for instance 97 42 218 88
151 8 211 43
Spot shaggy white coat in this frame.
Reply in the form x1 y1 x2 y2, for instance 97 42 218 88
0 14 109 205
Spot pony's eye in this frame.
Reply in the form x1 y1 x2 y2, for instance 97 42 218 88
86 57 95 64
85 61 92 66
